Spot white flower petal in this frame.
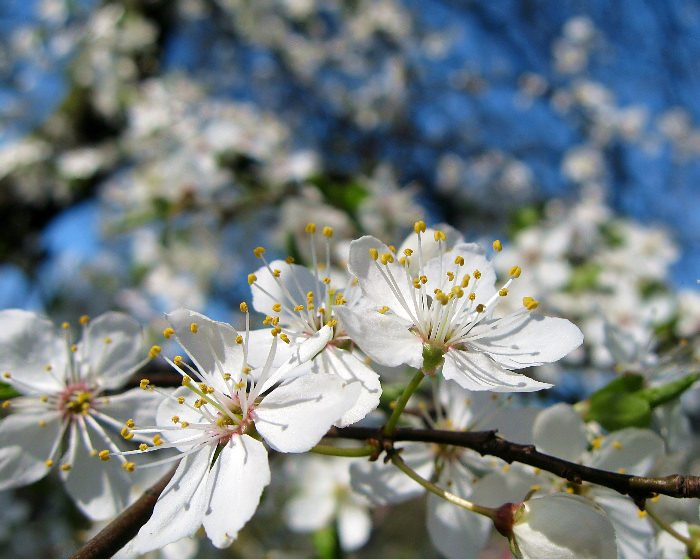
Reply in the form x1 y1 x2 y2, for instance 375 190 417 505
467 313 583 369
255 373 359 453
202 435 270 548
347 236 415 322
422 243 496 303
315 347 381 427
349 443 433 506
134 446 213 553
397 225 464 274
251 259 319 321
513 493 617 559
155 387 207 449
166 309 244 392
334 306 423 369
0 410 62 490
443 349 552 392
284 488 336 533
61 421 133 521
532 404 588 462
0 309 65 394
588 428 665 476
337 502 372 551
97 387 161 431
85 312 144 390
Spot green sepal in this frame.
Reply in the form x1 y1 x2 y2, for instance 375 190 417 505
0 382 19 400
422 344 445 373
312 525 341 559
590 373 645 399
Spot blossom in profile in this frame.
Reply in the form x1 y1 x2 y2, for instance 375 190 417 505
0 309 159 520
127 309 360 551
502 493 618 559
335 223 583 391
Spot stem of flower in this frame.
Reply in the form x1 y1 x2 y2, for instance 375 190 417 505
310 444 375 457
390 450 497 520
384 369 425 435
645 505 692 546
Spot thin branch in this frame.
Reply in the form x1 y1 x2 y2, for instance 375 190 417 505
326 425 700 501
70 467 176 559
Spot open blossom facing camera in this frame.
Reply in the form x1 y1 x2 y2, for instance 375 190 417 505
0 309 159 520
126 309 360 551
335 222 584 391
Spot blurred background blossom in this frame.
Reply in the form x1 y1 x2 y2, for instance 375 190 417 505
0 0 699 557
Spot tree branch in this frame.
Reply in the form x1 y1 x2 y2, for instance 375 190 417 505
70 467 176 559
326 425 700 501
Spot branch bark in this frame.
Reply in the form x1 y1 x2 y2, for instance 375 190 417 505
327 425 700 501
70 467 176 559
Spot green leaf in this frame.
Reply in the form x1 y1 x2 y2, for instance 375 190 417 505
566 262 602 293
586 392 652 431
590 373 645 399
0 382 19 400
312 525 339 559
637 373 700 408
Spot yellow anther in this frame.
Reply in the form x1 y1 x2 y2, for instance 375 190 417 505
242 365 251 375
322 226 333 238
271 327 282 337
272 269 281 277
322 276 331 284
234 380 246 391
434 230 446 242
651 495 661 503
509 265 522 278
125 419 135 428
262 316 272 326
502 464 510 473
617 467 627 474
280 333 291 344
239 302 249 314
612 440 623 450
451 286 464 298
591 437 602 449
476 304 486 313
152 434 163 446
60 464 71 472
305 223 317 234
189 322 198 333
307 303 315 311
180 421 189 428
38 420 46 428
198 383 208 392
99 450 110 461
414 220 427 233
139 379 150 390
103 336 112 345
235 335 243 344
454 256 465 266
79 315 90 325
285 256 295 264
460 275 470 287
171 415 180 424
247 274 257 285
380 253 394 265
121 428 134 440
327 319 338 328
523 297 539 310
123 462 136 473
271 316 280 326
177 396 185 405
293 304 304 312
638 510 647 518
334 293 346 305
530 484 541 492
194 399 205 409
148 345 161 359
377 306 390 314
492 239 502 252
473 269 482 279
45 459 54 468
565 487 575 494
90 449 98 457
139 443 148 451
468 292 476 301
498 288 508 297
446 271 455 281
163 327 175 339
404 248 414 256
70 344 78 353
412 278 421 289
369 248 379 261
306 291 314 300
44 365 52 372
173 355 183 366
533 468 541 475
272 303 282 312
420 275 427 284
61 322 70 330
253 246 266 258
1 401 10 409
438 294 450 305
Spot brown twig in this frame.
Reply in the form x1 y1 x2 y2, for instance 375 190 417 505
326 425 700 501
70 467 176 559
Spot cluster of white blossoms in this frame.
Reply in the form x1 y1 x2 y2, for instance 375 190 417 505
3 222 697 559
